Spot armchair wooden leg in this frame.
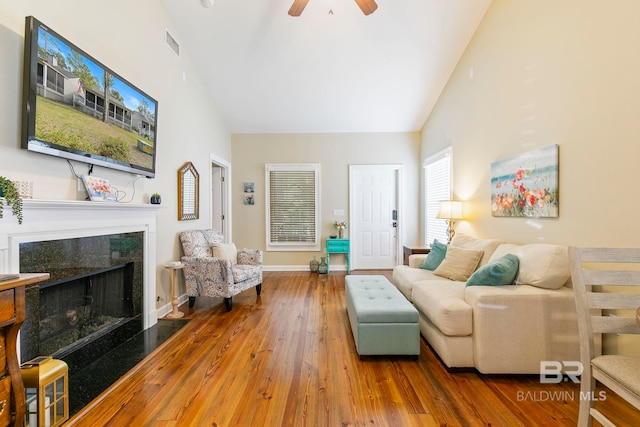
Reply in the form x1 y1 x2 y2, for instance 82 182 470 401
189 297 196 308
224 297 232 312
256 283 262 296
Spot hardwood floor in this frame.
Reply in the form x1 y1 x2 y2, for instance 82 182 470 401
67 271 639 426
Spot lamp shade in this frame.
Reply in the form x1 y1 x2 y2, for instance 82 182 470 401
436 200 463 220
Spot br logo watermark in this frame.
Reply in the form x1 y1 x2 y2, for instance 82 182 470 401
539 361 582 384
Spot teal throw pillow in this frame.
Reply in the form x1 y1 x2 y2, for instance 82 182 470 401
466 254 520 286
420 240 447 270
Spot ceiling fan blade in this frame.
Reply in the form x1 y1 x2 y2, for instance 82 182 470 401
288 0 310 16
354 0 378 15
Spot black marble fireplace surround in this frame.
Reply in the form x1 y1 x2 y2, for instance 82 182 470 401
18 230 189 416
19 233 144 370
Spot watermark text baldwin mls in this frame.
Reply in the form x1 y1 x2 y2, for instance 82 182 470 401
517 390 607 402
516 361 607 402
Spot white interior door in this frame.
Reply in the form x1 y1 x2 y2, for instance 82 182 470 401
210 153 231 241
349 165 402 270
211 165 224 233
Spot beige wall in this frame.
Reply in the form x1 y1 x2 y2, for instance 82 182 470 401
421 0 640 354
232 133 421 269
0 0 230 308
422 0 640 247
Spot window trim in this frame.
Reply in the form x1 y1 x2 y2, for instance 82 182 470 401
265 163 321 251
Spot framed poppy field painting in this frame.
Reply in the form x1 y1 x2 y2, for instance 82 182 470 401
491 144 559 218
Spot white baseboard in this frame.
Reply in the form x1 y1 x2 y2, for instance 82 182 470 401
263 265 348 272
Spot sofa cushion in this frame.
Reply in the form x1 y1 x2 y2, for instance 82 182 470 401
450 233 504 267
420 239 447 270
392 265 443 301
434 246 484 282
490 243 570 290
412 280 472 336
466 254 520 287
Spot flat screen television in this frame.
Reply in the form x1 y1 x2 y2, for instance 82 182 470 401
21 16 158 178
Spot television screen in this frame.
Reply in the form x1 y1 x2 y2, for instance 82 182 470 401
21 16 158 178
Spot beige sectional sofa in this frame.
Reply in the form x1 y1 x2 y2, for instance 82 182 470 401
392 234 580 374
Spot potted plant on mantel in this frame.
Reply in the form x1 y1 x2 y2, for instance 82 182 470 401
0 177 23 224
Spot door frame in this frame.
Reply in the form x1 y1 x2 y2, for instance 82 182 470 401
210 153 231 241
348 164 404 270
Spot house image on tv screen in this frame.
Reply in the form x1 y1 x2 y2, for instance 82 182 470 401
33 25 157 170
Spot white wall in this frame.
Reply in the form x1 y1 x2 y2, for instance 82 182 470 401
0 0 230 308
421 0 640 354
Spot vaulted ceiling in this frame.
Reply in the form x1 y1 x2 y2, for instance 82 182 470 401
162 0 492 134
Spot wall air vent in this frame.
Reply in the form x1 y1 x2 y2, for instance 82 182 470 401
165 29 180 56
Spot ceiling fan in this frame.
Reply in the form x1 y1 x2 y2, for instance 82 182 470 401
288 0 378 16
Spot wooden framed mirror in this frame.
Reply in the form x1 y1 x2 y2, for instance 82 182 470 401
178 162 199 221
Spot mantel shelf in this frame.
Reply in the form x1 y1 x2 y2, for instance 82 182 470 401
19 199 162 211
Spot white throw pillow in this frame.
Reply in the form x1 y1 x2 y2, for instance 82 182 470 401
489 243 569 289
211 242 237 264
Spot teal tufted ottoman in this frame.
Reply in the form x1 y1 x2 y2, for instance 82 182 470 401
345 275 420 357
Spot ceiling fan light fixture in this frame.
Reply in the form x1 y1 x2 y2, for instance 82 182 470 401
200 0 215 8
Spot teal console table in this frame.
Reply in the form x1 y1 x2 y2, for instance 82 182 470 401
326 238 350 273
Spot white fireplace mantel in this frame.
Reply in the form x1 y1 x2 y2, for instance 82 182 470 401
0 199 160 329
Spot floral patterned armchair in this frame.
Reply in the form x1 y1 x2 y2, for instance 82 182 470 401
179 229 263 311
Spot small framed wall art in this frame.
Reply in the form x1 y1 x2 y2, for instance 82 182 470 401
491 144 559 218
243 181 255 205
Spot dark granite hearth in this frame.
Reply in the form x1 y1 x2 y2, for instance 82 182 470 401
68 319 189 416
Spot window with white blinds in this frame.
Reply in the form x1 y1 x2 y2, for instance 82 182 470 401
424 148 452 246
266 163 320 251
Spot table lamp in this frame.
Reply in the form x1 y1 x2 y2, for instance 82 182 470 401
436 200 464 244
